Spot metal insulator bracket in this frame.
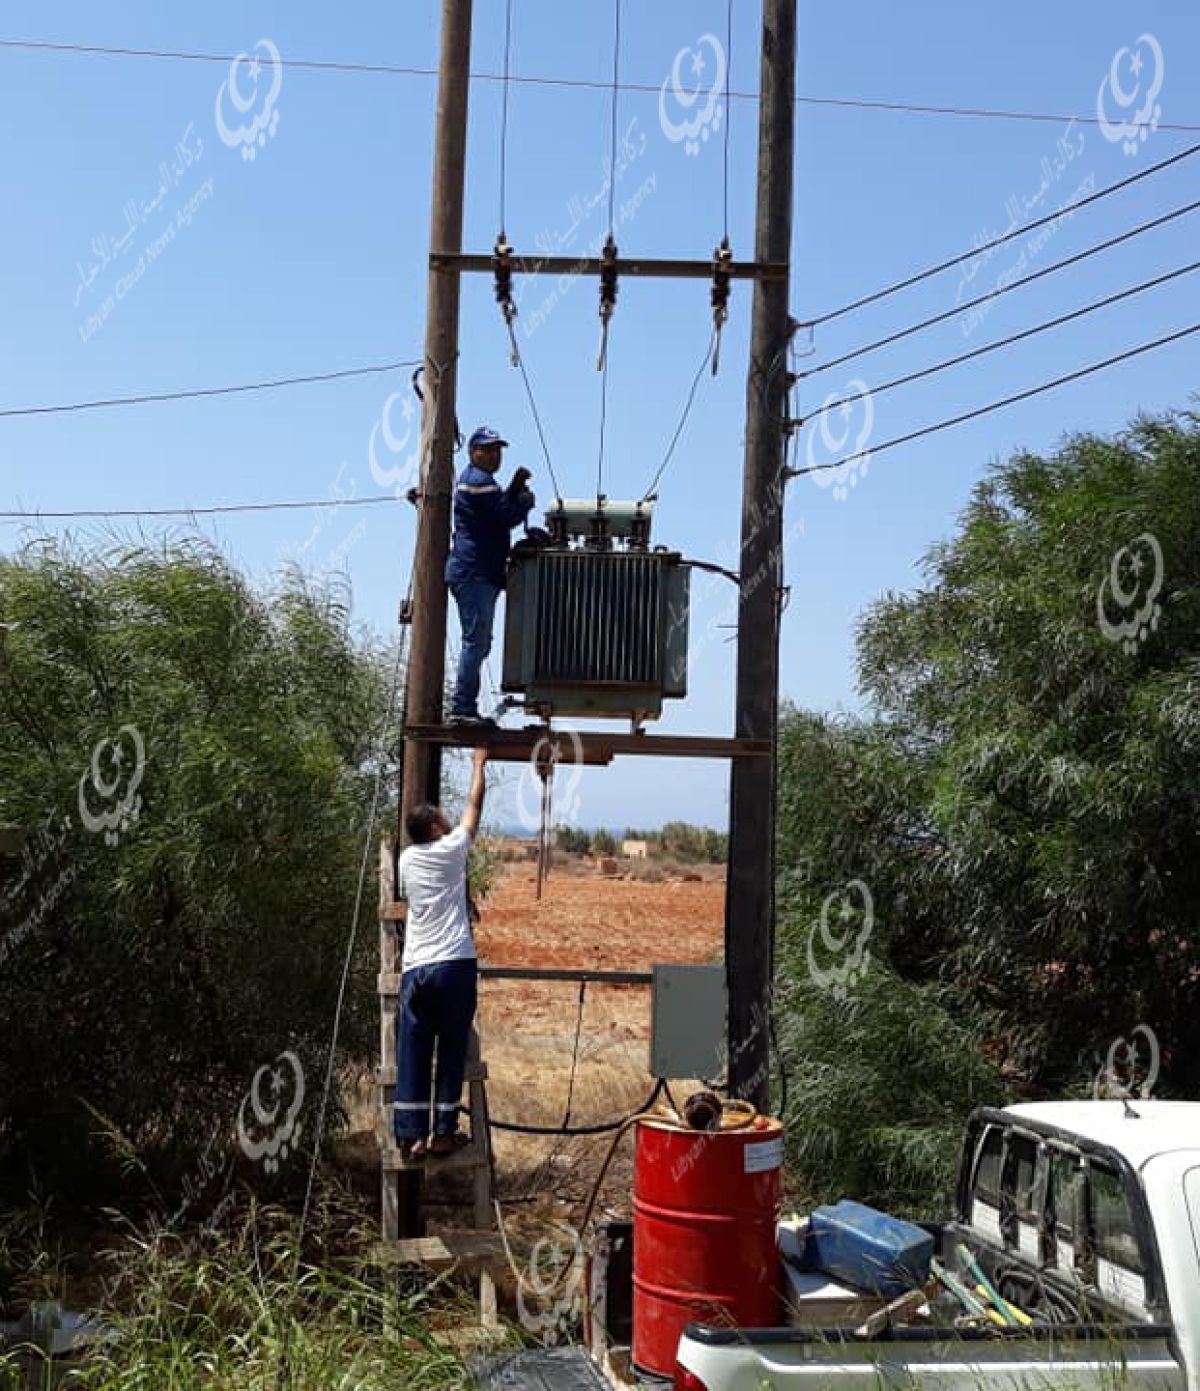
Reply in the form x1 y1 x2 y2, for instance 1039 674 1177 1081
710 237 734 375
597 234 619 370
492 235 521 365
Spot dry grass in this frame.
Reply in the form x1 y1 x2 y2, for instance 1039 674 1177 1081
346 864 726 1224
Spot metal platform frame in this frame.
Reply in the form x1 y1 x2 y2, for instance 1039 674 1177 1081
405 722 771 765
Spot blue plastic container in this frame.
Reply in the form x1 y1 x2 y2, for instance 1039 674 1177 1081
800 1200 934 1296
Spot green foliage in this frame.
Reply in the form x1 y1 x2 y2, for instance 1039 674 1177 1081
622 823 727 862
591 828 617 857
0 539 401 1194
775 959 1003 1216
554 824 591 855
774 412 1200 1210
857 414 1200 1092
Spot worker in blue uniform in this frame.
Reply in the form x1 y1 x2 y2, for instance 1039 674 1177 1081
445 426 535 725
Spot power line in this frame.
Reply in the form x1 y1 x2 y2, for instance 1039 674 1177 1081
595 0 622 502
809 141 1200 327
0 360 421 420
3 37 1199 133
722 0 733 242
792 320 1200 480
641 328 717 502
0 494 403 522
800 196 1200 378
812 258 1200 416
514 352 564 502
498 0 514 235
605 0 622 236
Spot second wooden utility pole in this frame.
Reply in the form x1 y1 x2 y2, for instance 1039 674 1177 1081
725 0 796 1111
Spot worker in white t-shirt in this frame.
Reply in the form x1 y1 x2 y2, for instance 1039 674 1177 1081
394 746 489 1161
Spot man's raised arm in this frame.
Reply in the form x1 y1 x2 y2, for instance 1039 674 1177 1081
460 746 489 839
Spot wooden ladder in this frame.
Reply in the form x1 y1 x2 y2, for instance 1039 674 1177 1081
377 839 495 1240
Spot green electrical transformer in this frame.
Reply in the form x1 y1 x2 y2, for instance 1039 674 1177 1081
501 498 691 725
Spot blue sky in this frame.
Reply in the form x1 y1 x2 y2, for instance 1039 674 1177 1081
1 2 1197 831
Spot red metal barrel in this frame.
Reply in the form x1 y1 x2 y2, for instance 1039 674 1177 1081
632 1114 784 1378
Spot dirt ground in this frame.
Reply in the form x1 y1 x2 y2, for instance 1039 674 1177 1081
343 856 726 1231
477 860 724 1211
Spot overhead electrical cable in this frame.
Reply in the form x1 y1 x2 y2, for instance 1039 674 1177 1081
791 320 1200 480
808 141 1200 328
810 258 1200 416
595 0 622 500
800 196 1200 378
4 38 1200 133
515 356 564 503
0 359 422 419
641 328 718 502
0 495 405 522
498 0 514 234
722 0 733 242
488 0 564 504
605 0 621 234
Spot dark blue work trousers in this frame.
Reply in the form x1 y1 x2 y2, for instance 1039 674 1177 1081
449 579 500 718
393 958 478 1141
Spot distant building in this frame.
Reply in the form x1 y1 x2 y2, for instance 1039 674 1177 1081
621 839 649 859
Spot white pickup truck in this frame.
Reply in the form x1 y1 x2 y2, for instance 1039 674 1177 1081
667 1100 1200 1390
478 1101 1200 1390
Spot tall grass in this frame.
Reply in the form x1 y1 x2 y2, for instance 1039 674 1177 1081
1 1205 481 1391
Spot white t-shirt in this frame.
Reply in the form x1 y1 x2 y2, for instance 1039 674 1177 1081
397 825 477 972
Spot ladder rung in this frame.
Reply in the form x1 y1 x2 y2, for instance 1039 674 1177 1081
371 1231 505 1270
379 1137 489 1173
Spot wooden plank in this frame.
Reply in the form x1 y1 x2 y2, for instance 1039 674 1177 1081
379 837 393 907
381 1168 400 1243
373 1231 506 1269
480 1267 498 1329
379 834 399 1241
379 901 407 922
379 1140 490 1174
405 723 770 762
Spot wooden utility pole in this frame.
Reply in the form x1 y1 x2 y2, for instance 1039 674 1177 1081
725 0 796 1111
387 0 473 1240
402 0 474 821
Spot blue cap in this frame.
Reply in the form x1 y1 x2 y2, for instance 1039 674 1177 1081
469 426 509 449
